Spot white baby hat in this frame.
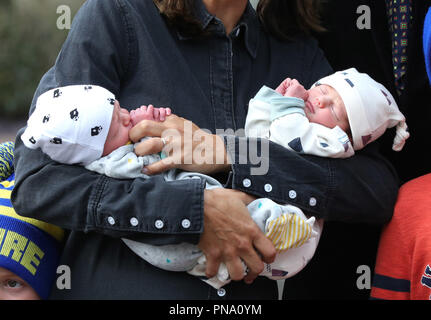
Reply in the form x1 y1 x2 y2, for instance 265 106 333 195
21 85 115 165
315 68 409 151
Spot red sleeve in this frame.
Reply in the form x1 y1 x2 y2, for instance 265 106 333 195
371 174 431 300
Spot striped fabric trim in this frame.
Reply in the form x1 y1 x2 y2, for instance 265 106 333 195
370 287 410 300
266 213 313 251
0 206 64 242
372 273 411 292
0 188 12 200
0 198 13 208
0 179 14 189
0 142 14 181
0 174 64 242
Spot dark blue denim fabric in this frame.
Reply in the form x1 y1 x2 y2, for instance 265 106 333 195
11 0 398 299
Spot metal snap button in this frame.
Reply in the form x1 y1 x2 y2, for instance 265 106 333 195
181 219 191 229
264 183 273 192
107 216 115 225
242 178 251 188
217 288 226 297
155 219 164 229
130 217 139 227
309 197 317 207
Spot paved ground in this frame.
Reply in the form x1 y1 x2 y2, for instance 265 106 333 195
0 119 26 143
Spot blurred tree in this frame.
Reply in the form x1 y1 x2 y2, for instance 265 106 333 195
0 0 85 119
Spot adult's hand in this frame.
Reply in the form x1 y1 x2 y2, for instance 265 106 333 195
129 114 231 175
198 188 276 284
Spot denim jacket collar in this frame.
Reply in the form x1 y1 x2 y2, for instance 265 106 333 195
236 1 259 59
177 0 259 58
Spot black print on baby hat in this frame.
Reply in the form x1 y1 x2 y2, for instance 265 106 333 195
50 137 62 144
380 90 392 105
53 89 62 98
29 137 36 144
345 78 355 88
84 86 92 91
91 126 102 136
42 115 50 123
70 108 79 121
107 98 115 105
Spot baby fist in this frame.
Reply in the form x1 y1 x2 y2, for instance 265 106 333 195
284 79 309 101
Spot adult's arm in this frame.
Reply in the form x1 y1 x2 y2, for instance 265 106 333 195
133 110 398 225
11 0 205 245
225 137 398 224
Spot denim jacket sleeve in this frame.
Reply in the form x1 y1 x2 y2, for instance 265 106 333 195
11 0 205 245
224 137 398 224
224 42 399 225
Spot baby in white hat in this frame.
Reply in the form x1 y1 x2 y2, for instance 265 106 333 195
21 85 171 168
245 67 409 159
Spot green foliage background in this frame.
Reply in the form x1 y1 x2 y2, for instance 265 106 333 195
0 0 85 119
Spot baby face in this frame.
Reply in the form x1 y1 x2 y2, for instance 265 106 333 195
0 267 39 300
103 100 133 156
305 84 350 132
102 102 172 156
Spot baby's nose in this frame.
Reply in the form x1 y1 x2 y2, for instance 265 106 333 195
316 96 329 108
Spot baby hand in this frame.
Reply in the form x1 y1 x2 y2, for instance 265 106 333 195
283 79 309 101
130 105 172 126
275 77 293 95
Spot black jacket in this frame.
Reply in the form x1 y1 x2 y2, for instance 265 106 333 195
315 0 431 182
11 0 398 299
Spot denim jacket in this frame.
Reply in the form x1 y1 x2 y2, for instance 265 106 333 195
11 0 398 299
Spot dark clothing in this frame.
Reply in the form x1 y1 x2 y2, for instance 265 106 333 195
12 0 398 299
283 0 431 300
314 0 431 183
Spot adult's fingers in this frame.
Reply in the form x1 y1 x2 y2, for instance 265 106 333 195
224 255 247 281
204 253 221 279
239 249 264 284
134 137 165 156
253 233 277 265
129 120 165 142
142 157 176 175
